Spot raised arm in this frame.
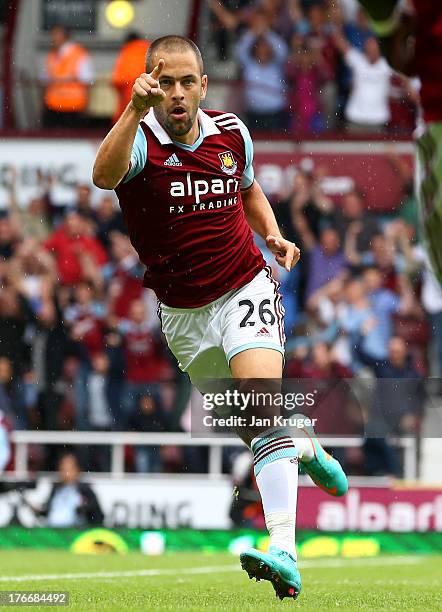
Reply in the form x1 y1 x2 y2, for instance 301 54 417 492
206 0 238 30
92 60 166 190
344 222 363 266
333 28 350 57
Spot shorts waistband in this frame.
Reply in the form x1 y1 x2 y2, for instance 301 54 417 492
158 269 268 315
158 287 237 315
158 266 271 314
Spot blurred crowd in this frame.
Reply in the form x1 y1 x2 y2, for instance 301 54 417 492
0 172 194 470
37 1 418 136
1 0 438 477
0 151 440 477
207 0 418 133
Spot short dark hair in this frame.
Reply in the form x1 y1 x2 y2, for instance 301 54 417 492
51 23 71 38
58 451 80 469
146 35 204 75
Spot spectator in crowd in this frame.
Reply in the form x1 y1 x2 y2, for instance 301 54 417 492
207 0 256 61
332 190 379 252
286 341 359 438
73 184 95 220
337 276 382 369
0 357 26 428
32 288 68 430
0 410 11 474
111 32 150 124
276 167 333 247
207 0 295 60
87 352 113 430
345 225 401 291
119 299 169 427
298 225 348 301
0 273 35 379
404 239 442 379
129 394 168 472
356 335 425 475
338 268 415 364
286 38 327 133
93 196 126 253
275 167 334 322
64 281 105 430
343 6 373 50
4 169 52 242
386 150 422 239
44 211 107 287
41 25 94 129
0 215 20 260
236 11 289 130
303 3 339 126
105 232 145 320
7 238 56 314
35 452 104 527
334 30 393 132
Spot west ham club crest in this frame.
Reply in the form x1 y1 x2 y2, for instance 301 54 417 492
218 151 238 175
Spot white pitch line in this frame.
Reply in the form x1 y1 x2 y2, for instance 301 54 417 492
0 555 426 584
301 556 425 569
0 565 239 584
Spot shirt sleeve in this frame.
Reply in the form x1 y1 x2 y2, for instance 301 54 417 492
123 126 148 183
237 117 255 189
265 31 288 65
344 48 363 69
236 31 255 68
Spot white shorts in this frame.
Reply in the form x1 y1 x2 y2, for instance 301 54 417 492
158 267 285 386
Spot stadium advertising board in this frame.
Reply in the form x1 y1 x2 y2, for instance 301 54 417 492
253 142 414 211
298 487 442 532
0 139 413 212
1 479 441 532
0 527 440 557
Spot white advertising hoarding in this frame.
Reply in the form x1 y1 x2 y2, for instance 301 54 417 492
0 138 101 208
0 477 233 529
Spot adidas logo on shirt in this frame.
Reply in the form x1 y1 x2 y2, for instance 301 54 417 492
164 153 183 167
255 327 271 337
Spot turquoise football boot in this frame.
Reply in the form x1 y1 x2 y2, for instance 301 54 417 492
299 420 348 497
240 546 301 600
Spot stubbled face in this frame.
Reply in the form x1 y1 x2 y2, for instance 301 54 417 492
151 49 207 139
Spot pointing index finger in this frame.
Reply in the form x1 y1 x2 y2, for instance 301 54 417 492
150 59 165 79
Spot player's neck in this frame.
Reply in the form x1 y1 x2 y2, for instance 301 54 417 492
172 120 200 146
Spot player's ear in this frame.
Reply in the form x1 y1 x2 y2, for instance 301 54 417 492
200 74 208 101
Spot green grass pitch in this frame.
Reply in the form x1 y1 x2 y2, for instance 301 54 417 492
0 550 440 611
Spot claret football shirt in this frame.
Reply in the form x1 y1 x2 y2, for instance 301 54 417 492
115 108 265 307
